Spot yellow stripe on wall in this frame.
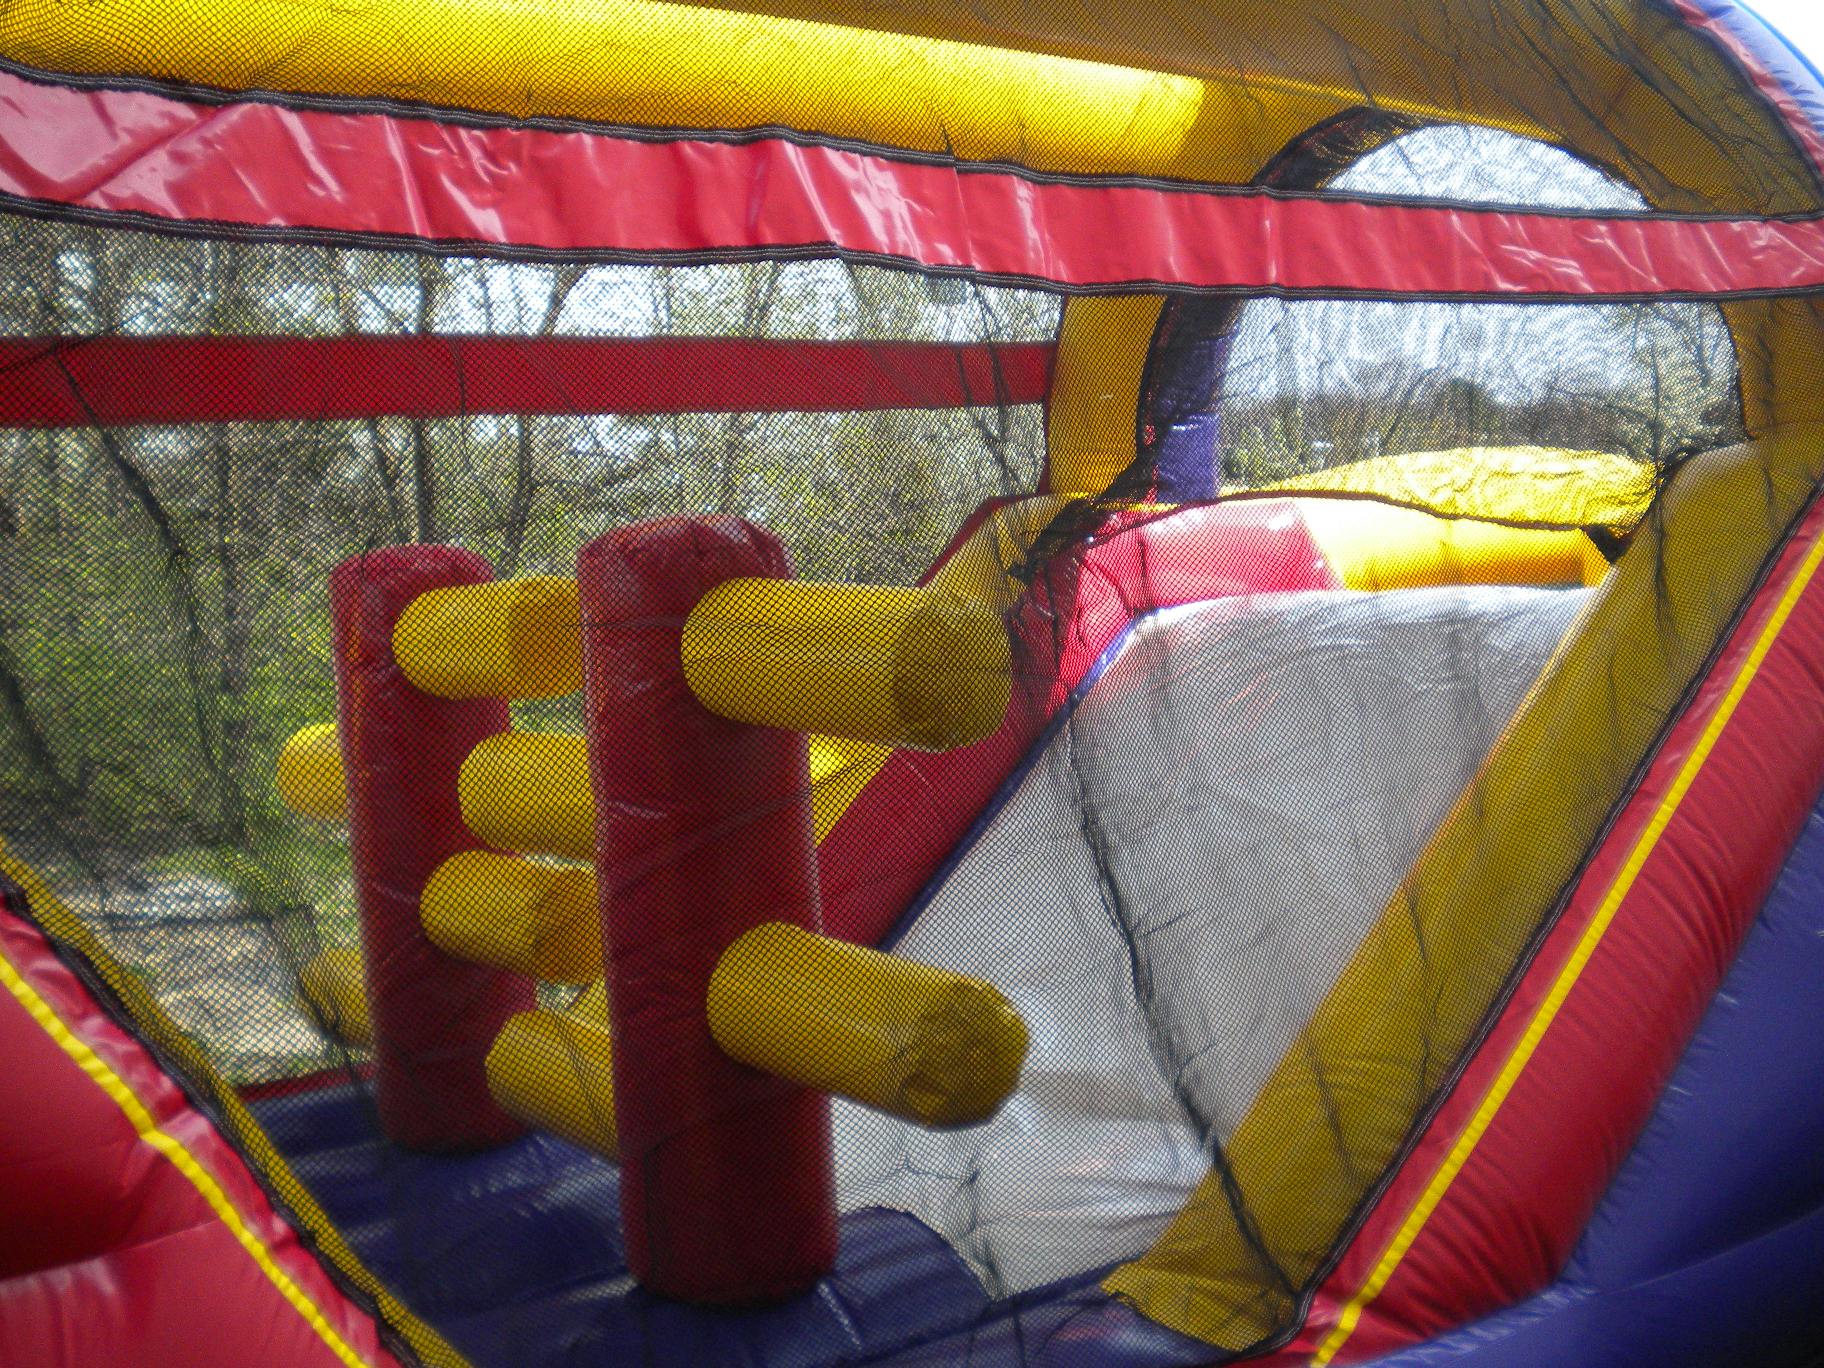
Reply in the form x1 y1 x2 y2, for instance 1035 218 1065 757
1309 507 1824 1366
0 937 377 1368
1044 296 1165 498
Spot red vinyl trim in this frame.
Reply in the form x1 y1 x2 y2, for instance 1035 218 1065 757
1671 0 1824 177
6 68 1824 296
0 886 400 1368
1269 498 1824 1364
0 336 1056 429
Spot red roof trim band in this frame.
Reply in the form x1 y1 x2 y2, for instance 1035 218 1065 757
6 68 1824 296
1671 0 1824 177
0 336 1056 429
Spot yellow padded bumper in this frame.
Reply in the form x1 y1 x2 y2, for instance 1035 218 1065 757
422 851 601 984
1295 498 1610 591
276 723 348 823
484 985 618 1158
393 576 582 701
458 732 596 862
682 580 1013 752
707 921 1028 1128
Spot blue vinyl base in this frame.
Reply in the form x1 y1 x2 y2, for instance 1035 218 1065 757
251 1084 1210 1367
1370 798 1824 1367
253 790 1824 1367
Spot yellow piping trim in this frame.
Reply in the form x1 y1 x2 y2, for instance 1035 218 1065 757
1310 517 1824 1367
0 937 374 1368
0 843 470 1367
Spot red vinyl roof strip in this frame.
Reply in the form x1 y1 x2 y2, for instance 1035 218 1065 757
7 68 1824 296
0 336 1056 428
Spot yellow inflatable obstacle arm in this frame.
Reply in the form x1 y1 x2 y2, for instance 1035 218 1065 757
298 947 372 1049
422 851 601 984
682 581 1012 752
707 922 1028 1128
484 984 618 1157
276 722 348 823
393 577 582 701
458 733 596 862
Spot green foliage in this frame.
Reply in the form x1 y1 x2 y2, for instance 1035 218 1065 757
0 217 1051 1005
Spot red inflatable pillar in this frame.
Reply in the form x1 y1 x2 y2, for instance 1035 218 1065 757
329 546 536 1150
576 517 838 1303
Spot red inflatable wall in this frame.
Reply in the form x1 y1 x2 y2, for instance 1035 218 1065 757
330 546 535 1150
0 885 403 1367
577 516 838 1303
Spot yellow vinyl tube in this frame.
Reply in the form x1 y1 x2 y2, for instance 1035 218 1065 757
421 851 601 983
298 947 371 1049
682 581 1013 752
706 922 1028 1128
0 0 1215 181
1045 296 1167 498
393 576 582 701
567 980 611 1025
276 722 347 822
484 1000 618 1158
1294 500 1611 591
457 727 868 858
458 732 595 861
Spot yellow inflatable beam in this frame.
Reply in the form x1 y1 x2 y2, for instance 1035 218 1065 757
1264 447 1661 535
1294 499 1610 591
682 581 1013 752
281 712 872 867
707 921 1028 1128
442 740 870 966
484 984 618 1158
276 722 347 822
298 947 371 1049
39 0 1800 205
1045 297 1167 498
393 576 581 701
7 0 1799 216
422 851 601 983
0 0 1220 178
458 732 596 862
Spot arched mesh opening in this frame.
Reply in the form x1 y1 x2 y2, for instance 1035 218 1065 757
1130 123 1745 514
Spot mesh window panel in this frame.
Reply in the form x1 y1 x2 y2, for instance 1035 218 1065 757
0 219 1051 1081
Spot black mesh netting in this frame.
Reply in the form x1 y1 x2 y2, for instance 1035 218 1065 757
5 10 1824 1366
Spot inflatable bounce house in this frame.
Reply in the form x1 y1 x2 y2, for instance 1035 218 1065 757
6 0 1824 1363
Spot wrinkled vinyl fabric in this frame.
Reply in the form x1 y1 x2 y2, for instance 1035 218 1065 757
835 586 1590 1294
5 0 1824 1364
